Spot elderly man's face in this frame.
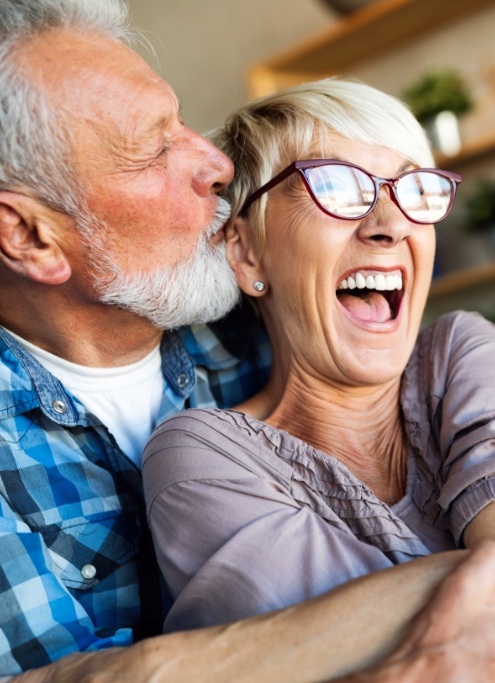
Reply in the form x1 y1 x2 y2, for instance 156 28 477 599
17 28 237 326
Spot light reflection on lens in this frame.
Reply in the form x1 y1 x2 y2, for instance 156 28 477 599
307 165 453 223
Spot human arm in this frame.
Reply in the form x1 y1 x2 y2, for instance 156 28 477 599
427 312 495 543
463 500 495 546
337 540 495 683
4 549 471 683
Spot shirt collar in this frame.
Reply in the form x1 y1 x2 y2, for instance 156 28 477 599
0 327 80 425
176 297 265 371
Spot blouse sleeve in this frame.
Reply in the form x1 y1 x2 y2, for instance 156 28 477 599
142 411 394 632
426 312 495 542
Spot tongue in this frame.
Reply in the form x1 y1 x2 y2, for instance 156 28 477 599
338 291 392 323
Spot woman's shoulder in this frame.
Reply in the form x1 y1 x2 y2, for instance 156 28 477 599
414 310 494 366
422 308 493 338
403 310 490 402
142 408 292 494
403 310 495 414
143 407 245 463
154 406 236 431
146 407 268 448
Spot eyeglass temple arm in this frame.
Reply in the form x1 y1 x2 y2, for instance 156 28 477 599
242 164 299 213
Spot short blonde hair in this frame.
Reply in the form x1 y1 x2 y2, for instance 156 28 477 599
210 77 434 254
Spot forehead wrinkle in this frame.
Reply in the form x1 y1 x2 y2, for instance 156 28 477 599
126 85 181 152
87 83 180 166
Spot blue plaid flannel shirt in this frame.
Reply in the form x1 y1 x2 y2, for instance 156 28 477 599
0 301 271 674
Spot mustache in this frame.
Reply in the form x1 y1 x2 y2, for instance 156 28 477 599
204 197 232 239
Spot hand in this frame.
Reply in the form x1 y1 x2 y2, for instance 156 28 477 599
338 541 495 682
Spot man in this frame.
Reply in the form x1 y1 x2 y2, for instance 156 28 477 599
1 1 495 681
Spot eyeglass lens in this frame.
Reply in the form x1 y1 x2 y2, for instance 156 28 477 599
305 165 453 223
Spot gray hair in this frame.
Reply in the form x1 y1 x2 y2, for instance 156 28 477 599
210 77 435 255
0 0 137 217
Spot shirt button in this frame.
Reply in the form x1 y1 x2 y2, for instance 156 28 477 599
81 564 97 580
52 400 67 414
177 373 189 388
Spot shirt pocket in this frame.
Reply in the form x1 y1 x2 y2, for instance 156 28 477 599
39 507 144 590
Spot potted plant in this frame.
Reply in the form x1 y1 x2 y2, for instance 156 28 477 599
455 178 495 265
464 179 495 234
403 69 473 156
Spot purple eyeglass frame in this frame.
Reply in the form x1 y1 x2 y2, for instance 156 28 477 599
241 159 462 225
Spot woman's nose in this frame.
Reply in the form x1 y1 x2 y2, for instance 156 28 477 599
357 185 413 247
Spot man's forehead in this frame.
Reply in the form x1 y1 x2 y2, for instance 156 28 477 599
17 27 181 141
17 27 175 108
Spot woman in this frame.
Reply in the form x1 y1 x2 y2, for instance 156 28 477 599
142 77 495 633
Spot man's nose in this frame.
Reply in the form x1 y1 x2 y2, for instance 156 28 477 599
191 131 234 195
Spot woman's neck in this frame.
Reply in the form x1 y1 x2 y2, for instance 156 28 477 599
236 371 408 505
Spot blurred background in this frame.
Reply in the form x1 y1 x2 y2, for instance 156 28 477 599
129 0 331 133
128 0 495 323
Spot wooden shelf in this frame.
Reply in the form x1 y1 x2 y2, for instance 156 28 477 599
424 260 495 326
247 0 495 97
429 261 495 300
435 130 495 169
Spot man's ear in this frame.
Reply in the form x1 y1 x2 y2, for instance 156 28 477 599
226 217 268 297
0 192 72 284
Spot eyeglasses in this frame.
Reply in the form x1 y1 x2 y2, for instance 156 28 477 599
242 160 462 225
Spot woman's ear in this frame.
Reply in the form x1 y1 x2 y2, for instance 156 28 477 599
226 217 268 297
0 192 72 284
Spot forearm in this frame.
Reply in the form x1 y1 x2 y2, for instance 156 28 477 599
463 500 495 547
336 541 495 683
200 551 465 682
8 551 464 683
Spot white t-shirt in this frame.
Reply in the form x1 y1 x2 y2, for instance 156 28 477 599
7 331 164 466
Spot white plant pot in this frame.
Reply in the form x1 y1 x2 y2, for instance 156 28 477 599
425 111 462 157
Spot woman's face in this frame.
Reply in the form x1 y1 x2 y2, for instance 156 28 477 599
232 134 436 389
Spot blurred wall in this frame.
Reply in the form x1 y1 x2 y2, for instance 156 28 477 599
128 1 495 142
128 0 333 134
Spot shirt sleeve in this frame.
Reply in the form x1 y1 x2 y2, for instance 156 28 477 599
143 413 394 632
0 489 134 674
427 312 495 542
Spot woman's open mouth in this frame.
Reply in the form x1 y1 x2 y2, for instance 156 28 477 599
336 270 404 323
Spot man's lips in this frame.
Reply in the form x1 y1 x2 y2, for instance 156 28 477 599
208 227 225 246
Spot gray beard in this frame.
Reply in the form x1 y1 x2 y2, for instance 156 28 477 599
80 198 240 330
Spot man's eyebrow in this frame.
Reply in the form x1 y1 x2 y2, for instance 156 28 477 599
142 107 181 138
138 89 182 135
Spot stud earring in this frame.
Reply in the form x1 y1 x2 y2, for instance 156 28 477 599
252 281 266 292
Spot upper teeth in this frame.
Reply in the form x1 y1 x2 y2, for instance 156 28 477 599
338 272 403 291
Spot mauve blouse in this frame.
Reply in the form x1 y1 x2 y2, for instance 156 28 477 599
143 311 495 632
